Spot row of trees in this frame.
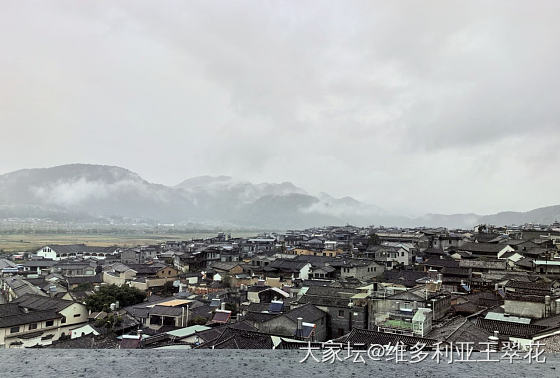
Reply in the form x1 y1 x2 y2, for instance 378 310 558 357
85 284 147 312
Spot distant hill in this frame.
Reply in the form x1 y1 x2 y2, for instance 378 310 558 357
0 164 384 228
412 206 560 228
0 164 558 228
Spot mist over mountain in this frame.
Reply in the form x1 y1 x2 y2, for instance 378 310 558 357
0 164 384 228
0 164 558 229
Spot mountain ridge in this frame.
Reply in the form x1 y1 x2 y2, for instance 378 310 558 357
0 164 558 228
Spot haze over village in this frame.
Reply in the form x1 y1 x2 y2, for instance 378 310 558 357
1 1 560 377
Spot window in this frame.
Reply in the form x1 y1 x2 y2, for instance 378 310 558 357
61 317 66 324
401 252 405 257
338 310 345 317
46 320 54 327
74 314 81 318
10 326 20 334
29 323 38 330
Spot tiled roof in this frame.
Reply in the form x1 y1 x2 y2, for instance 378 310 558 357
505 293 558 303
3 277 47 298
148 305 184 317
452 302 480 315
66 274 103 285
422 257 459 268
243 312 279 323
196 322 262 348
268 259 309 272
427 317 491 350
284 304 325 323
45 244 116 255
46 334 120 349
200 329 274 349
459 260 507 270
333 328 439 348
476 318 547 338
0 306 62 328
459 242 506 253
12 294 74 312
381 270 428 287
505 280 552 292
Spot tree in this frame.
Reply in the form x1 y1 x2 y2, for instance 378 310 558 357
368 233 380 247
85 284 147 312
224 302 237 317
188 316 207 326
157 281 177 296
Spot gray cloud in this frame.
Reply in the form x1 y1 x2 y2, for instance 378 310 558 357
1 0 559 216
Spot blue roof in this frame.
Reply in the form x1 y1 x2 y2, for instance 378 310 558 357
294 323 315 338
268 301 284 313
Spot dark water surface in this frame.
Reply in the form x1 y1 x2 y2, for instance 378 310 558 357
0 350 559 378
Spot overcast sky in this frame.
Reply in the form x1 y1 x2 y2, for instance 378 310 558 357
1 1 559 216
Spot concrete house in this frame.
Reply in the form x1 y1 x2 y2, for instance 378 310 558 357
36 244 118 261
251 303 328 341
457 242 514 259
0 294 88 348
296 285 369 339
331 259 385 280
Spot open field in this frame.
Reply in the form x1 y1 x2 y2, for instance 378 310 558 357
0 231 260 252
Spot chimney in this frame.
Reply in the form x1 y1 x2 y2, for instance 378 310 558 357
488 331 500 351
220 302 226 311
494 283 499 291
297 317 303 337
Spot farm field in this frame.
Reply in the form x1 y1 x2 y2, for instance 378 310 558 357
0 231 260 252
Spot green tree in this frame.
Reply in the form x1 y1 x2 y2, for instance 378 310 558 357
158 281 177 296
85 284 146 312
368 233 380 246
187 316 208 326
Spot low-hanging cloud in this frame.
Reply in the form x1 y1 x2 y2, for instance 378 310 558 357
1 1 559 216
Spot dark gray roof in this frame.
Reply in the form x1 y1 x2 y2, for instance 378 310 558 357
334 328 438 348
476 318 547 338
284 303 325 323
0 305 62 328
268 259 309 272
45 244 117 255
148 305 185 317
46 333 120 349
127 263 169 275
381 270 428 287
459 242 507 254
427 317 491 350
3 277 46 298
197 326 273 349
66 274 103 285
12 294 74 312
423 256 460 268
22 260 57 267
243 312 279 323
